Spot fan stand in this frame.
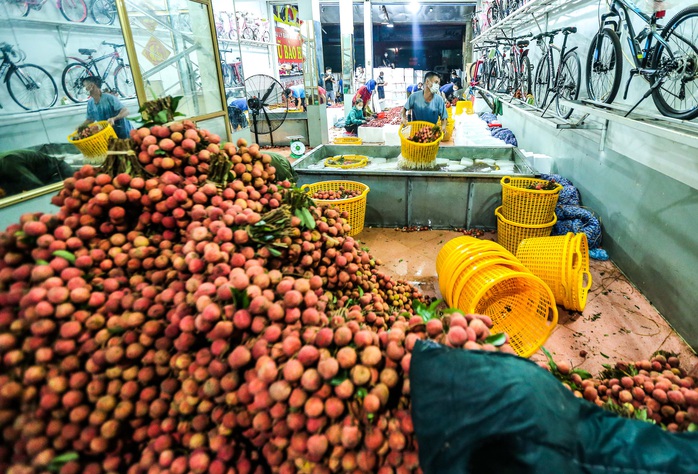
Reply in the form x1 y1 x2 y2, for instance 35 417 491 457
248 97 273 146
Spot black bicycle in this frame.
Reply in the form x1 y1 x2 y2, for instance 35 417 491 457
532 27 581 119
61 41 135 103
0 43 57 111
587 0 698 119
90 0 116 25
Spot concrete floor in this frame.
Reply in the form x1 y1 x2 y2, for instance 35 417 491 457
355 227 698 374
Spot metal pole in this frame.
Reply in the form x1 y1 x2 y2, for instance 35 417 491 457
340 0 355 115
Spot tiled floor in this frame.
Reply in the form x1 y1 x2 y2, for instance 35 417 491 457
355 227 698 374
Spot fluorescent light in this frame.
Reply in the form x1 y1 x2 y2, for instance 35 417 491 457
408 0 420 13
387 22 394 27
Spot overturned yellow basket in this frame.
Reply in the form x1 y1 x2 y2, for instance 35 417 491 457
323 155 369 169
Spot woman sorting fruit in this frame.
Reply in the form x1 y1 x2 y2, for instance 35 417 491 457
401 71 448 125
344 98 367 136
353 79 377 116
78 76 133 139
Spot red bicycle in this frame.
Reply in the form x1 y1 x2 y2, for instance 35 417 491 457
4 0 87 22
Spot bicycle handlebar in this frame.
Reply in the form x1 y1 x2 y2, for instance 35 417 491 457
102 41 125 48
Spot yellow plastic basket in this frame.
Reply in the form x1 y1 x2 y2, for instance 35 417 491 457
333 136 363 145
442 118 455 141
436 236 484 274
324 155 369 169
458 266 558 357
67 121 117 163
399 121 443 166
516 232 592 311
516 233 575 306
301 180 370 236
440 248 518 305
500 176 563 225
449 257 528 308
564 233 592 312
495 206 556 255
456 101 474 115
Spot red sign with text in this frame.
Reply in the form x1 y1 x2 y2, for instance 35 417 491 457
276 25 302 63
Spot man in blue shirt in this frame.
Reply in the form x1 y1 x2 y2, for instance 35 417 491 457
401 72 448 125
79 76 133 139
228 97 248 130
406 82 423 98
440 82 459 102
284 85 306 110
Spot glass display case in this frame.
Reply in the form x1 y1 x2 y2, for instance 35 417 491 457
119 0 230 138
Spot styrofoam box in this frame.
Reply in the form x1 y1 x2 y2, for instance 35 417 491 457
383 125 401 146
358 126 384 143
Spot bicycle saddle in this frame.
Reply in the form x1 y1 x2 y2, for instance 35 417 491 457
516 39 530 47
79 49 96 55
563 26 578 34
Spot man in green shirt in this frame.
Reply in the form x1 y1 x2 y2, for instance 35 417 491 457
344 98 367 135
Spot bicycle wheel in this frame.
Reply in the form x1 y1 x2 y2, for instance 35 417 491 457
556 51 581 119
114 65 136 99
7 0 30 17
7 64 58 110
242 27 254 40
62 63 92 102
586 28 622 103
261 30 270 43
486 5 498 27
651 5 698 120
58 0 88 22
221 63 233 88
486 59 499 90
90 0 116 25
498 58 512 93
469 62 477 84
533 51 552 108
520 55 532 98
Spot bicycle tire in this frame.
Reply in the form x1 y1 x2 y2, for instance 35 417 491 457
533 50 552 108
8 0 30 17
505 58 516 95
486 59 499 90
58 0 88 23
62 62 92 102
520 55 532 98
221 63 233 88
469 62 477 84
499 58 512 93
261 30 270 43
651 5 698 120
486 5 497 27
90 0 115 24
586 27 622 104
556 50 581 119
114 65 136 99
242 27 254 40
7 64 58 111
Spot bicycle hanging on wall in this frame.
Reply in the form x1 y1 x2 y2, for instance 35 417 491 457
587 0 698 119
61 41 136 103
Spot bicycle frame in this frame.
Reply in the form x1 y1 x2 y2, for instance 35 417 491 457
68 52 119 84
599 0 673 75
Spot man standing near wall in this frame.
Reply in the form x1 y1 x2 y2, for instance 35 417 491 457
324 68 336 104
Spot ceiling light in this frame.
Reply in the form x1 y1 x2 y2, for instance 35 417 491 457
408 0 420 13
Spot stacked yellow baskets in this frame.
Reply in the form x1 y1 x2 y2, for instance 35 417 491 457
496 176 562 254
436 236 558 358
516 232 592 312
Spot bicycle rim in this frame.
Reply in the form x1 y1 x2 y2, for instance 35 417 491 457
114 65 136 98
533 52 551 108
651 7 698 119
521 56 532 98
586 29 622 103
90 0 115 24
8 65 58 110
242 27 253 40
7 0 30 16
59 0 87 22
62 63 91 102
556 51 581 119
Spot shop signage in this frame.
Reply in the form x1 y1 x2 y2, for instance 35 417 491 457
142 36 171 66
276 25 302 63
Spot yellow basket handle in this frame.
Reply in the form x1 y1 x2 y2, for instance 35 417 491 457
501 176 512 185
299 184 310 194
580 270 592 291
